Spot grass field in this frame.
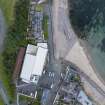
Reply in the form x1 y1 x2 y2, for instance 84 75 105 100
0 97 4 105
42 15 48 40
0 55 15 103
35 4 43 12
0 0 16 25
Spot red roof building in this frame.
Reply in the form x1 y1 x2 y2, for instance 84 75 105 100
13 47 26 83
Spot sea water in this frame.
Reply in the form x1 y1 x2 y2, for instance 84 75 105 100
69 0 105 81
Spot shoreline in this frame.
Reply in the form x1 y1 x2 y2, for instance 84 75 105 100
67 0 105 87
79 39 105 86
66 0 105 92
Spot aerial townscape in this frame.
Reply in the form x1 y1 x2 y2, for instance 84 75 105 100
0 0 105 105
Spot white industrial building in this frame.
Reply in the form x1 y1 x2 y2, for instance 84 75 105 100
20 43 48 84
30 0 46 5
38 0 46 4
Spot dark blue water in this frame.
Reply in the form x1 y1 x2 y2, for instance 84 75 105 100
69 0 105 81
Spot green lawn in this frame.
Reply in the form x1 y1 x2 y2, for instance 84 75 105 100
42 15 48 40
0 55 15 103
35 4 43 12
19 95 40 105
0 97 4 105
0 0 16 25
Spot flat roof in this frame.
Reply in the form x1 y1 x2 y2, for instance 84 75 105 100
26 44 37 54
17 83 37 98
77 90 92 105
20 54 36 83
37 43 47 49
33 47 48 75
20 44 48 83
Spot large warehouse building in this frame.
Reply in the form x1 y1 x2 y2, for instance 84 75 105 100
20 43 48 84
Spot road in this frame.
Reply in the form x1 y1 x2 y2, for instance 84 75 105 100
52 0 78 59
0 9 6 53
42 0 63 105
47 0 54 64
0 9 9 105
0 81 10 105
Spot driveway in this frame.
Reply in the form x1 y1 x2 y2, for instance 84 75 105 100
0 9 6 53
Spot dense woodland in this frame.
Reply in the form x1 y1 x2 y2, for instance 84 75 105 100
1 0 30 102
3 0 29 76
68 0 105 39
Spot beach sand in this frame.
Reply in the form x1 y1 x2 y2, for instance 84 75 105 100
65 41 105 91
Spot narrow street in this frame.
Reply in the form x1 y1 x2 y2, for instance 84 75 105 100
0 9 9 105
0 81 10 105
0 9 6 53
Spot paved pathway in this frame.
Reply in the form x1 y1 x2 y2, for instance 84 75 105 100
0 9 6 53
